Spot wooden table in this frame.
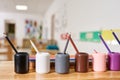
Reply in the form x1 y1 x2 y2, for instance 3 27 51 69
0 61 120 80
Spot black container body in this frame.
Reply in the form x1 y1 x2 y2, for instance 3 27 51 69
14 52 29 74
55 53 70 74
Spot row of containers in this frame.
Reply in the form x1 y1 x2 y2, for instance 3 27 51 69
3 31 120 74
14 51 120 74
28 52 120 74
13 32 120 74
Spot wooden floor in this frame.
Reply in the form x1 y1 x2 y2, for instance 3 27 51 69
0 61 120 80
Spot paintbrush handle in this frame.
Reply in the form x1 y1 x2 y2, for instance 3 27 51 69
30 40 39 53
112 31 120 45
63 35 70 54
69 36 79 53
5 36 18 53
99 35 111 53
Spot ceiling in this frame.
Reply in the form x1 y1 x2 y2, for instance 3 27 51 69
0 0 54 15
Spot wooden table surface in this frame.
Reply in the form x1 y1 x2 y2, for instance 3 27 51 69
0 61 120 80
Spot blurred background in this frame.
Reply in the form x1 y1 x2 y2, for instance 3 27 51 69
0 0 120 61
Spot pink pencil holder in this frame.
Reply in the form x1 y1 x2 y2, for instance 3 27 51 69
92 53 106 72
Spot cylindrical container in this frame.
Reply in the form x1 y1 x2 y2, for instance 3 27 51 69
55 53 69 74
108 52 120 71
92 53 106 72
75 52 89 72
36 52 50 74
14 52 29 74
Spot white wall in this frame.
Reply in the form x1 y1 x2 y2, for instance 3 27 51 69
43 0 68 40
44 0 120 54
0 12 42 47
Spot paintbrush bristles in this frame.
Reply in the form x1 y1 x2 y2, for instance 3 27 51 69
30 40 39 53
0 34 6 40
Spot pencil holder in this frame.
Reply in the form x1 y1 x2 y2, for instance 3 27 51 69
55 53 70 74
14 52 29 74
75 52 89 72
108 52 120 71
92 53 106 72
36 52 50 74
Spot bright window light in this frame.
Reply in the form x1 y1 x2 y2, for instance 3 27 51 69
16 5 28 10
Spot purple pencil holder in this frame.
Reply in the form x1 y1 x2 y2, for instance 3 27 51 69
108 52 120 71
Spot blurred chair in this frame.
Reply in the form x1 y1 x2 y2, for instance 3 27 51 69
22 38 31 49
0 39 13 61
